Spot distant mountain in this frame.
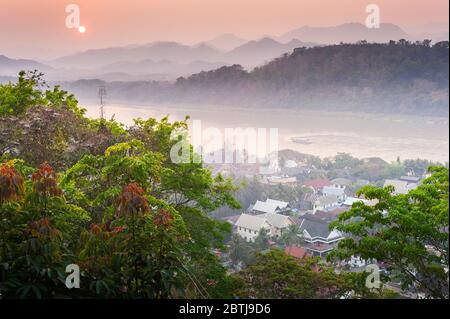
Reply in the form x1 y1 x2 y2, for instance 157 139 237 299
62 41 449 116
224 37 317 67
278 22 409 44
174 41 449 115
205 33 248 51
96 59 229 79
407 22 449 42
48 38 317 78
50 42 223 69
0 55 52 76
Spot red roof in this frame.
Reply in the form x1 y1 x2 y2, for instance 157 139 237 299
285 246 308 259
303 179 332 190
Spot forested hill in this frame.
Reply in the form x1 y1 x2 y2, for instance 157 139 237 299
63 41 449 116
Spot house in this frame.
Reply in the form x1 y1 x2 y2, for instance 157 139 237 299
322 185 347 202
285 246 308 259
266 175 297 185
342 197 378 207
384 179 418 195
330 178 352 190
313 194 339 213
314 207 347 220
260 212 295 237
235 212 294 242
266 199 290 210
248 198 291 215
298 214 344 257
302 179 332 194
300 192 318 210
235 214 272 242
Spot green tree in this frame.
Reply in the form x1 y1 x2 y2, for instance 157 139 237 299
279 224 303 247
330 166 449 298
254 228 270 251
0 161 90 298
233 250 352 299
228 234 255 267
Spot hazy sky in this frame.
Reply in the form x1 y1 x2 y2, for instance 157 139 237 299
0 0 448 59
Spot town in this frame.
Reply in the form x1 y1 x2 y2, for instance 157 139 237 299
209 151 433 297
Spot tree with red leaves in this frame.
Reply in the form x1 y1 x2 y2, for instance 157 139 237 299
31 162 62 197
0 161 25 204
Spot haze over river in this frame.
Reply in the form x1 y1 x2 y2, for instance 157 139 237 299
84 103 449 163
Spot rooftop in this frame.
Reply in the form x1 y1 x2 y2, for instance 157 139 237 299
315 194 339 206
260 212 293 229
303 179 332 190
285 246 308 259
331 178 352 186
235 214 268 231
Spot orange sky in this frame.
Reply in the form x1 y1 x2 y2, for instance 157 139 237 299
0 0 448 58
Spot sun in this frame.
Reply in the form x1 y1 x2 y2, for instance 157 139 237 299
78 26 86 34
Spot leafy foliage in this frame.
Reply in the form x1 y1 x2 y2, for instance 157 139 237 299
233 250 353 299
330 166 449 298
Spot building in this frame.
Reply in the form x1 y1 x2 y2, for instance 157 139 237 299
260 212 295 237
235 214 272 242
302 179 332 194
384 179 418 195
266 175 297 185
235 212 294 242
300 192 318 211
298 214 344 257
330 178 352 190
342 197 378 207
248 198 291 215
322 185 347 202
284 246 308 259
313 194 339 213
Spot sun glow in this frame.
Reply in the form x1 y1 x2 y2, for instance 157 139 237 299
78 26 86 33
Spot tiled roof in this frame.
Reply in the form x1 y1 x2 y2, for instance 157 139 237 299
303 179 332 190
235 214 268 231
322 186 346 197
252 199 289 213
260 213 293 229
315 194 339 206
285 246 307 259
252 200 279 214
265 198 289 209
331 178 352 186
301 192 318 203
235 212 292 231
299 217 333 239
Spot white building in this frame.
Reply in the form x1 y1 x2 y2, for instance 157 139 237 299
384 179 418 195
343 197 378 207
322 186 347 202
249 198 291 215
235 214 271 242
235 212 294 242
330 178 352 190
313 194 339 213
